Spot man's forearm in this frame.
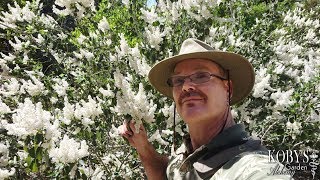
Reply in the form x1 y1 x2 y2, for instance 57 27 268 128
137 142 169 180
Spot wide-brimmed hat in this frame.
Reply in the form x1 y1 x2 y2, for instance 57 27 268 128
148 38 255 105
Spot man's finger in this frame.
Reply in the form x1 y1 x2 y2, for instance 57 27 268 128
118 125 133 136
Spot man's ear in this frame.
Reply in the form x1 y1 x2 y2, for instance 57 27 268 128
224 80 233 99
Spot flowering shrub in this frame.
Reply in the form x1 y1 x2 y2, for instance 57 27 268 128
0 0 319 179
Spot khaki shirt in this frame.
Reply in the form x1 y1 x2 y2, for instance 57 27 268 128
166 124 293 180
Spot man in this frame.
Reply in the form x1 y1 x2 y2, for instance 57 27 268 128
119 39 292 179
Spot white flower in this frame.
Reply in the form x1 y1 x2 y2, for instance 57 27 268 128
52 78 69 97
141 8 159 24
122 0 130 6
286 121 302 133
74 96 103 126
20 74 45 96
0 168 15 179
75 3 86 19
0 143 9 166
80 49 94 59
0 78 20 97
231 109 239 119
0 52 16 62
49 135 89 163
109 125 119 138
34 34 45 44
0 1 35 29
228 34 235 46
273 62 285 74
8 36 23 52
149 130 169 145
99 84 114 98
0 100 11 114
98 17 109 32
77 34 87 44
214 41 223 50
119 34 130 56
310 109 320 122
39 14 58 29
53 0 95 17
161 129 173 136
127 45 151 77
50 97 58 104
170 2 181 22
3 98 52 137
270 88 294 110
91 166 105 180
145 26 166 50
111 71 156 128
62 97 75 125
16 150 28 164
253 68 274 98
200 5 211 19
45 119 61 143
304 29 316 41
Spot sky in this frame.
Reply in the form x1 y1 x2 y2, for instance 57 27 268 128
147 0 157 7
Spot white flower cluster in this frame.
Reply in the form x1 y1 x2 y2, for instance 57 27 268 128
98 17 110 32
145 26 166 50
79 165 105 180
115 34 151 77
141 7 159 24
0 1 36 29
272 8 320 83
161 103 175 128
0 72 46 97
49 135 89 163
8 36 30 53
52 78 69 97
0 78 20 97
283 7 320 29
2 98 52 137
149 130 169 145
253 67 274 98
0 100 11 114
100 152 134 178
286 121 302 139
20 73 46 96
182 0 221 21
60 96 103 126
0 142 9 166
0 168 15 179
112 70 157 131
74 96 103 126
53 0 96 18
74 48 94 60
0 53 15 74
99 84 114 98
156 0 181 22
270 89 294 110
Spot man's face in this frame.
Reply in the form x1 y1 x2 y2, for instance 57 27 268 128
172 59 230 125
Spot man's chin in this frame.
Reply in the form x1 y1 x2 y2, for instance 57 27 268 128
181 108 207 120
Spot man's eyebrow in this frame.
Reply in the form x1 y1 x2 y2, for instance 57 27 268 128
172 67 210 76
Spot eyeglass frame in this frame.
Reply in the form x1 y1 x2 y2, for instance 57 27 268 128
167 71 227 87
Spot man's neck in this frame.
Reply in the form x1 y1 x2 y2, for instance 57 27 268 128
188 110 235 151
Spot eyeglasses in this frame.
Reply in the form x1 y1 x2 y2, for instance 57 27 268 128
167 72 227 87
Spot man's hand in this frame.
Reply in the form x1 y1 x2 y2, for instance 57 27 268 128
118 120 149 152
118 120 169 180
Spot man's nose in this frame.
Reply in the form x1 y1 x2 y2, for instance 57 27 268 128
182 78 196 92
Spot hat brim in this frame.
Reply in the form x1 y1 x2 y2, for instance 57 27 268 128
148 51 255 105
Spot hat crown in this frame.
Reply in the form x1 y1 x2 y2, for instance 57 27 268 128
179 38 214 55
